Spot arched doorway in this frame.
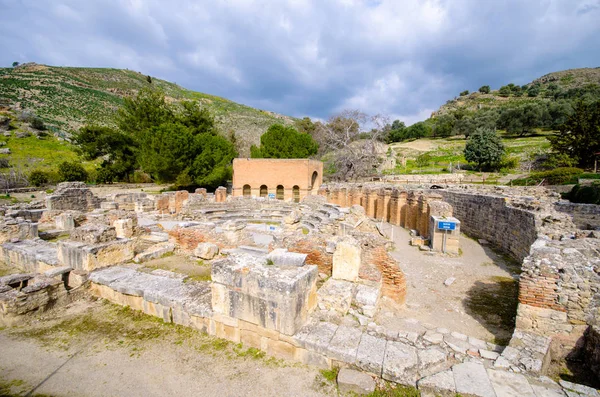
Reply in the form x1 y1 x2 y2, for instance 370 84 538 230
311 171 318 190
276 185 284 200
292 185 300 203
243 184 251 197
260 185 268 198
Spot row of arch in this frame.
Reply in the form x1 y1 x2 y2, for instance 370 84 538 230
242 184 301 203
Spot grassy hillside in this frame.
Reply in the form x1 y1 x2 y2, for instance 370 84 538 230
0 63 294 156
436 67 600 115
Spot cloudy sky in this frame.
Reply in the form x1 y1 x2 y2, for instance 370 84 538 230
1 0 600 124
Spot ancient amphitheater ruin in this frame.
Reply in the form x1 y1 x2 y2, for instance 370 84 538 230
1 178 599 396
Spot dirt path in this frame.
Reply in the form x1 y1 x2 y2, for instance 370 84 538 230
0 300 335 397
378 224 521 344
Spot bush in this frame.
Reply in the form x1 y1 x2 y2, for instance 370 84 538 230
499 156 519 170
460 90 469 96
58 161 89 182
541 152 577 170
29 117 46 130
0 158 9 168
95 168 116 184
132 170 152 183
512 167 583 186
563 183 600 204
479 85 491 94
28 170 49 187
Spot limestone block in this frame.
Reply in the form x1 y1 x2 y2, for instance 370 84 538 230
417 370 456 397
70 224 117 244
295 321 337 354
55 213 75 231
134 242 176 263
58 239 134 272
67 270 88 288
487 369 536 397
114 219 133 239
317 278 354 315
382 340 418 385
452 362 496 397
353 282 381 317
327 325 363 363
356 333 387 376
337 368 376 395
267 248 306 267
211 255 318 336
101 201 118 210
332 238 361 282
418 348 449 378
194 242 219 260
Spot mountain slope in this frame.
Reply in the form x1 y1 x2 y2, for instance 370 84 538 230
0 63 294 155
435 67 600 116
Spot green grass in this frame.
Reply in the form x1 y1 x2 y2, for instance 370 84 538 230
319 367 339 383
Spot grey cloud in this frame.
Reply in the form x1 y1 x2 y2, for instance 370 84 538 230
0 0 599 125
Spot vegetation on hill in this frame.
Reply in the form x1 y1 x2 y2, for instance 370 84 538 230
250 124 318 159
0 63 294 156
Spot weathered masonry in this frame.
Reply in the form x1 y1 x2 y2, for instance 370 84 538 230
232 158 323 202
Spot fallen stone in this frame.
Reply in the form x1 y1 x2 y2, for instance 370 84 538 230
43 266 72 279
452 362 496 397
444 335 471 354
356 333 387 376
317 278 354 315
487 369 536 397
194 242 219 260
443 277 456 286
559 380 600 397
480 349 500 361
337 368 375 395
382 340 418 385
528 377 566 397
267 248 306 267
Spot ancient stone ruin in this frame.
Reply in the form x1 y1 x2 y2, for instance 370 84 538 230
1 180 600 396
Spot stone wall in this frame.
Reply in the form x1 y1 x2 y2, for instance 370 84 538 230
46 182 102 212
439 190 539 261
319 184 450 239
555 202 600 230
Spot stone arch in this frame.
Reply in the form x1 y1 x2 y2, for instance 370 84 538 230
243 184 251 197
293 185 300 203
276 185 284 200
311 171 318 189
260 185 268 198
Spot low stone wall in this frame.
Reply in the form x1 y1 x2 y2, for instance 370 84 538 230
555 202 600 230
383 173 465 184
46 182 102 212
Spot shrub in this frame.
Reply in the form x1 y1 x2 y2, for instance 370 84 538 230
28 170 49 187
479 85 491 94
29 117 46 130
563 183 600 204
58 161 89 182
541 152 577 170
512 167 583 186
0 158 9 168
499 156 519 170
95 168 116 184
132 170 152 183
460 90 469 96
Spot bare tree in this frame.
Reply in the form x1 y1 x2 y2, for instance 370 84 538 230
314 110 390 181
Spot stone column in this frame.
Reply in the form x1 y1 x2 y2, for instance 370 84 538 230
215 187 227 203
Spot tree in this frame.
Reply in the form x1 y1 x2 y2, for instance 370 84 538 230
385 120 407 143
479 85 491 94
73 125 137 182
548 100 600 169
59 161 88 182
12 62 19 68
250 124 318 159
464 127 505 171
146 75 152 84
460 90 469 96
498 86 511 97
497 103 549 136
432 114 455 138
404 121 431 139
116 88 175 136
294 117 316 135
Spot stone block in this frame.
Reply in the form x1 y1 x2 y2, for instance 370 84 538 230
487 369 536 397
134 242 176 263
211 255 318 336
327 325 363 363
417 370 456 397
101 201 118 210
55 213 75 231
382 340 418 385
317 278 354 315
267 248 307 267
114 219 133 239
70 224 117 244
353 282 381 317
296 322 337 354
452 362 496 397
356 333 387 376
58 239 134 272
337 368 376 395
332 238 361 282
194 242 219 260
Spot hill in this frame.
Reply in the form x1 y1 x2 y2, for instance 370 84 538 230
435 67 600 116
0 63 295 156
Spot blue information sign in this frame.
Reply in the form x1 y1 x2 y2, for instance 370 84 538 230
437 221 456 231
268 193 276 199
